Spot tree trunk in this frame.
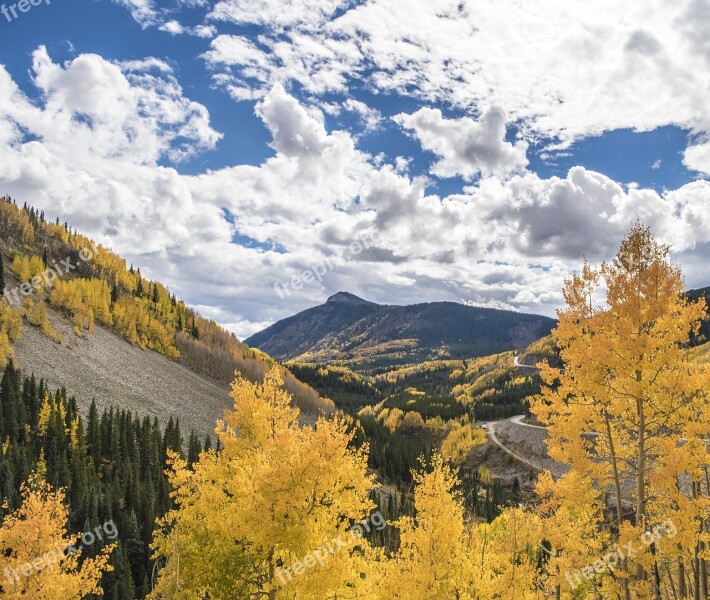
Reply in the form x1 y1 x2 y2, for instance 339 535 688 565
635 385 646 583
678 560 686 598
604 409 631 600
269 547 277 600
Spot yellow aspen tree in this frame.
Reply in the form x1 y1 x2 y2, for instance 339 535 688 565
440 423 487 466
376 455 474 599
10 256 30 284
0 331 13 368
0 301 22 341
532 224 710 599
150 366 376 600
0 474 113 599
467 507 543 600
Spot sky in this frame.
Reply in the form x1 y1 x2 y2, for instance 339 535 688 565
1 0 710 338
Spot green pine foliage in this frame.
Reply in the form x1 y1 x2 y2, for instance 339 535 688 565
0 359 205 599
285 362 381 411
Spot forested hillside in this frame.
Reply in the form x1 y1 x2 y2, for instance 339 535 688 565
0 360 203 598
0 196 332 416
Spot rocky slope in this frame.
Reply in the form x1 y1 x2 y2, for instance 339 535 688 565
13 304 231 438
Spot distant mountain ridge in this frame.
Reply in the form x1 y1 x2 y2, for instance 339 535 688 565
245 292 557 371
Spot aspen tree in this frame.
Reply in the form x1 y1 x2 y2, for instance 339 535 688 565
533 224 710 598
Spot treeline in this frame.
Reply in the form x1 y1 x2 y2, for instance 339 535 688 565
0 196 332 415
0 359 204 598
286 362 381 411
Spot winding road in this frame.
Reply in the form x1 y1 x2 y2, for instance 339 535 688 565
480 418 545 472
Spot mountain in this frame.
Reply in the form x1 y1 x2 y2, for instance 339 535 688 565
0 197 332 436
245 291 557 371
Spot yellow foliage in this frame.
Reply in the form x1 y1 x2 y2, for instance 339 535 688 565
0 302 22 341
0 474 113 599
401 410 425 430
532 224 710 598
44 222 69 244
112 296 178 358
11 255 29 284
440 423 486 465
0 201 34 245
375 456 541 599
0 331 13 368
11 255 44 285
377 456 471 598
381 407 404 432
468 507 544 599
150 367 374 599
50 278 112 333
0 301 21 367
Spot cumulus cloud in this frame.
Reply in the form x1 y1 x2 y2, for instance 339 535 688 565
2 52 710 336
683 140 710 175
200 0 710 157
2 48 221 168
395 107 528 180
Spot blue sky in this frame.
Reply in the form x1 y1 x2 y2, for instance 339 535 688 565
1 0 709 337
1 0 698 188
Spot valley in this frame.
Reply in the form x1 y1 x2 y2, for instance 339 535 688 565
1 198 709 599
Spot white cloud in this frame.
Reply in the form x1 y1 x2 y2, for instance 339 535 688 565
202 0 710 154
4 48 222 168
159 20 184 35
209 0 348 30
2 54 710 337
683 140 710 175
394 106 528 180
343 99 382 132
159 20 217 38
114 0 159 28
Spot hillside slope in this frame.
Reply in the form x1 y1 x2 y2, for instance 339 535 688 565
14 304 229 437
0 196 333 428
246 291 557 371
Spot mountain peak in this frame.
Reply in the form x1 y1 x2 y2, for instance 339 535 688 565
326 292 376 305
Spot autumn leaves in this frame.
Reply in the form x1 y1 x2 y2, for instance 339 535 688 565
144 224 710 599
0 223 707 599
531 224 710 598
